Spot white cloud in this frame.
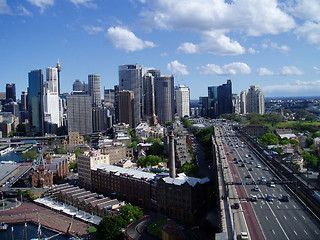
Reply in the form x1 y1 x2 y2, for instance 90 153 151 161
264 80 320 95
83 25 103 34
257 68 274 76
295 21 320 45
68 0 96 8
0 0 11 14
167 60 189 75
198 62 251 75
313 67 320 74
106 26 155 52
285 0 320 22
248 47 258 54
27 0 54 13
17 5 32 16
280 66 304 76
177 31 245 56
261 42 290 52
140 0 295 36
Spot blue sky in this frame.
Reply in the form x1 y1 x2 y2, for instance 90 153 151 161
1 0 320 99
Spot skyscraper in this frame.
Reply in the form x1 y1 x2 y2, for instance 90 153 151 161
143 73 156 123
217 80 232 117
208 86 218 118
44 67 60 132
175 85 190 118
6 83 16 102
88 74 101 107
28 70 44 135
155 75 174 124
118 90 134 128
73 80 84 92
246 85 265 114
67 93 92 135
119 64 144 127
240 90 247 114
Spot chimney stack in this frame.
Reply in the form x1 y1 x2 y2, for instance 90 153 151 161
169 131 176 178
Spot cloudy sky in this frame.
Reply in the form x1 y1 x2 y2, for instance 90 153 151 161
1 0 320 99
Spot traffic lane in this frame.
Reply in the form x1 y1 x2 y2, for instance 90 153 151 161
251 201 290 240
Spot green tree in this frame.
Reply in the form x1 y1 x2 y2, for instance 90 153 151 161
258 133 279 145
137 155 166 167
179 162 198 177
73 149 84 157
97 215 125 240
69 162 77 170
146 141 164 156
119 205 143 225
55 147 67 154
21 151 39 161
306 137 314 148
181 117 192 128
302 151 319 167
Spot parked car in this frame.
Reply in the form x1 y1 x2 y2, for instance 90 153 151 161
280 195 289 202
266 195 273 202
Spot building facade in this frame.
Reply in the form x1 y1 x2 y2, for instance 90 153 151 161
67 93 93 135
118 90 134 128
28 69 44 136
119 64 144 127
246 85 265 114
155 75 175 124
175 85 190 118
88 74 101 107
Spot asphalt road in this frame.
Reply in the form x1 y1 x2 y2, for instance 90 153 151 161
217 123 320 240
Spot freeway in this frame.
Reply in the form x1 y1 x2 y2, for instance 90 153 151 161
215 122 320 240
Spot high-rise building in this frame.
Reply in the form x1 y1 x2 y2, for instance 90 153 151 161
246 85 265 114
240 90 247 114
20 91 28 123
143 73 156 123
232 93 240 114
208 86 218 118
67 93 92 135
6 83 16 102
217 80 232 117
119 64 144 127
175 85 190 118
198 97 208 117
104 88 115 108
118 90 134 128
44 67 60 132
73 80 84 92
28 70 44 135
155 75 174 124
88 74 101 107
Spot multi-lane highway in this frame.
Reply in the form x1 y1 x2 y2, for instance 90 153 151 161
215 122 320 240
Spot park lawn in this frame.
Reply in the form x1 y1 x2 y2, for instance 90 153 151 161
147 219 167 238
274 121 320 128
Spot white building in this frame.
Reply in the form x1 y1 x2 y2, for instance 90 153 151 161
175 85 190 118
44 67 61 128
241 86 265 114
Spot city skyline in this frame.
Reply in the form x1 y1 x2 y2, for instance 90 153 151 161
1 0 320 99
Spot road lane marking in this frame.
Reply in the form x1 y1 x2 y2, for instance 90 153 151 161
294 216 297 220
285 205 288 208
283 215 287 220
265 216 268 220
315 230 318 234
304 230 308 235
293 205 296 208
294 231 297 235
272 230 275 235
302 215 306 220
276 205 279 209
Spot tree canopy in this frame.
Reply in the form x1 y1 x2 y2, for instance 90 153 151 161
258 133 279 145
21 151 39 161
137 155 166 167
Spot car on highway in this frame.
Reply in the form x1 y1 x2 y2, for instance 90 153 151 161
266 195 273 202
248 167 253 171
252 186 259 191
245 174 252 178
240 232 249 240
256 164 261 168
233 202 240 209
268 182 275 188
280 195 289 202
250 195 258 201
